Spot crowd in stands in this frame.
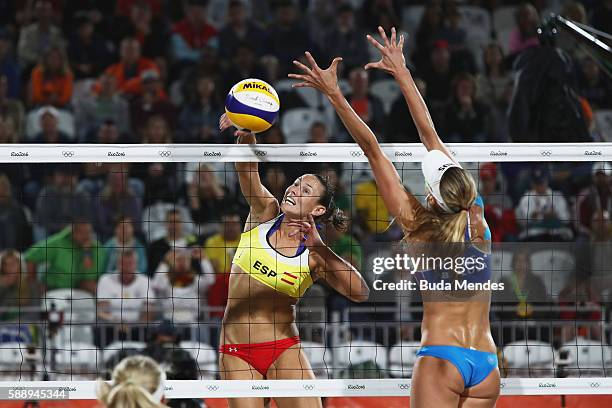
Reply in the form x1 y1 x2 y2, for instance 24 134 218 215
0 0 611 352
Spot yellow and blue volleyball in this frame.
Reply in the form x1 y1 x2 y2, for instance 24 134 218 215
225 78 280 133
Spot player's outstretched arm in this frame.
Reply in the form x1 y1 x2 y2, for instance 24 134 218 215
288 215 369 303
366 26 455 162
219 114 278 225
289 52 418 221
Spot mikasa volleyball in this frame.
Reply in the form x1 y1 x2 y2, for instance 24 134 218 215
225 78 280 133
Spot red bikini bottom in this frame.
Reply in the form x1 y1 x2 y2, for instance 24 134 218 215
219 336 301 376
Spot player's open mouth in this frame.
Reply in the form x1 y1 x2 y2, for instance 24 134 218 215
284 197 296 205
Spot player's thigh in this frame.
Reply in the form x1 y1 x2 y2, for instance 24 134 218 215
219 354 266 408
410 356 464 408
459 368 500 408
269 345 322 408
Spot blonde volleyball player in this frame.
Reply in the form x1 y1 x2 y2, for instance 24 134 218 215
217 114 369 408
289 28 499 408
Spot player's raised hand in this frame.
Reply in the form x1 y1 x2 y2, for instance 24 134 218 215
365 26 407 77
288 52 342 96
219 113 256 144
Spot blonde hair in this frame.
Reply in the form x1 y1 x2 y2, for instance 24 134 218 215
97 356 167 408
401 167 477 243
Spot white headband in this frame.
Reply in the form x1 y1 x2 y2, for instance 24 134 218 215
421 149 462 213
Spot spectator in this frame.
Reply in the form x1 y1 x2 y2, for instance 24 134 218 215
25 220 105 294
204 210 242 318
67 13 113 79
0 75 24 135
103 37 160 98
354 177 390 236
479 163 517 242
346 68 385 138
262 164 287 203
217 0 265 63
178 75 221 143
0 249 37 321
320 164 350 212
508 3 540 57
360 0 401 34
386 77 426 143
515 166 573 241
260 126 285 144
0 29 21 100
86 119 129 144
476 44 512 109
412 2 443 74
578 57 612 110
558 278 602 342
17 0 65 69
94 164 144 241
103 216 148 275
437 4 476 74
442 73 492 143
306 0 336 50
114 0 169 60
147 209 199 275
34 165 92 237
0 173 32 251
322 4 369 75
116 0 163 18
29 46 73 108
96 249 153 346
308 121 331 144
0 117 18 143
222 42 269 96
129 70 176 136
264 0 312 77
76 73 131 141
576 162 612 237
591 210 612 293
171 0 218 65
420 40 454 107
140 115 173 144
493 250 552 344
150 247 214 324
187 163 228 231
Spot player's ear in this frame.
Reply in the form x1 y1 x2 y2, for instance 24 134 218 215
312 205 326 218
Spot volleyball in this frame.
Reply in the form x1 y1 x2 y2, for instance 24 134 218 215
224 78 280 133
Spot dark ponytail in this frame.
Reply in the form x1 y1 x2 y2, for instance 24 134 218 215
313 174 349 232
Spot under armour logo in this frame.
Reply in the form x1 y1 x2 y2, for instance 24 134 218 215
229 347 238 352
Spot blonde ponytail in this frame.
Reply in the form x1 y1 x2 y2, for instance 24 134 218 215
401 167 477 244
97 356 167 408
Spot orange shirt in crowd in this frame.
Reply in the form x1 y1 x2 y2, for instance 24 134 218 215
30 66 73 107
103 59 159 96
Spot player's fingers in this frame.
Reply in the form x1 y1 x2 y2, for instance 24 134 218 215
331 57 343 70
398 34 405 49
391 27 397 46
366 34 385 51
288 73 309 82
292 60 312 74
378 26 390 47
364 61 382 70
293 82 316 89
305 51 321 70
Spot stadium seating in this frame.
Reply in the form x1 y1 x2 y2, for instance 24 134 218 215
102 341 147 366
502 340 556 377
25 107 76 140
281 108 326 144
370 79 401 115
388 341 421 378
300 341 332 379
178 341 217 379
530 250 575 297
595 110 612 142
142 202 195 243
55 342 100 374
490 250 514 284
335 340 389 375
559 337 612 377
42 289 96 324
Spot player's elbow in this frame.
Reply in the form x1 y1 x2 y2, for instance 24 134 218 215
349 285 370 303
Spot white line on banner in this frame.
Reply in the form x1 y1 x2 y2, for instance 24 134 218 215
0 143 611 163
1 378 611 399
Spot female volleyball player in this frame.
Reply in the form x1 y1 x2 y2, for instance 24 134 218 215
289 28 499 407
218 114 369 408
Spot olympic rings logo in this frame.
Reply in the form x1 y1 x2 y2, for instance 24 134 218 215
397 383 410 390
590 382 600 388
254 150 267 157
303 385 315 391
61 150 75 157
500 382 506 389
158 150 171 158
207 385 219 391
350 151 363 157
540 150 552 157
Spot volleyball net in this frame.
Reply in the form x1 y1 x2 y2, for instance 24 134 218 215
0 143 612 401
